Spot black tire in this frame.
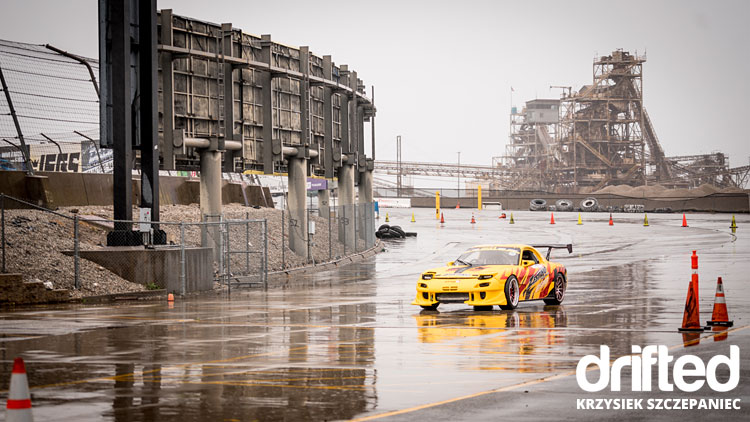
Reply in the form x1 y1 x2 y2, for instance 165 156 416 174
499 276 520 310
473 305 493 311
390 226 406 237
420 304 439 311
529 198 547 211
580 197 598 212
544 273 566 305
555 199 573 211
378 224 390 231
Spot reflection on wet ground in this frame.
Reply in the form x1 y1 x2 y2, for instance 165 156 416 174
0 210 748 421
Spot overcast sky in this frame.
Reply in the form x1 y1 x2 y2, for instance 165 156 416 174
1 0 748 168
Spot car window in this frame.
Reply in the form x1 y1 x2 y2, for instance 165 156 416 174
456 248 520 266
522 249 539 264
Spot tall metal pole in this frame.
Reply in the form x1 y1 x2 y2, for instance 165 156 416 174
396 135 401 197
457 151 461 197
0 64 34 175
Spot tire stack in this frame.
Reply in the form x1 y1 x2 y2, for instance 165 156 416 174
375 224 416 239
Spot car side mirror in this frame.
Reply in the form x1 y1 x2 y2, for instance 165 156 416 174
447 261 455 266
522 260 535 267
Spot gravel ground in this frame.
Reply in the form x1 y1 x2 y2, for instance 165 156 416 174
3 204 369 298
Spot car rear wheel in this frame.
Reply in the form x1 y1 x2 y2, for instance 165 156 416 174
420 304 439 311
499 276 519 310
544 273 566 305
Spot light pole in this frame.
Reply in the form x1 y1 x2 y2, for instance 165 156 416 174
457 151 461 198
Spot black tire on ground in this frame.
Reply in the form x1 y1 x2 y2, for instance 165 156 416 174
544 273 566 305
499 276 520 310
473 305 493 311
421 304 439 311
529 198 547 211
580 197 598 212
390 226 406 237
555 199 573 211
378 224 390 231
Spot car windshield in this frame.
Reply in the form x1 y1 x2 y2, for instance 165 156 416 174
455 248 520 266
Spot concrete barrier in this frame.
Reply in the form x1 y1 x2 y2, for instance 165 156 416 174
411 191 750 213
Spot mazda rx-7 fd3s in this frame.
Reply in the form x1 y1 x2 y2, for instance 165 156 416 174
412 244 572 311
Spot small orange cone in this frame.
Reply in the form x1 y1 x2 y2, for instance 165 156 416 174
499 213 506 219
456 202 460 209
470 214 476 224
707 277 733 327
681 214 688 227
167 293 175 302
6 357 33 422
440 213 445 224
550 213 555 224
678 279 705 332
608 213 613 226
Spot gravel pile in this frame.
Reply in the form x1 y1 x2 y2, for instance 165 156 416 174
3 204 368 299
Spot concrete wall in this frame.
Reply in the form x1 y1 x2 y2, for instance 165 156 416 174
411 192 750 213
0 171 273 209
77 247 213 294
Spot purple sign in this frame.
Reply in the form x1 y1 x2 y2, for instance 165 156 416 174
307 178 328 191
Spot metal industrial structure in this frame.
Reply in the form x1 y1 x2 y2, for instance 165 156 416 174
96 0 376 256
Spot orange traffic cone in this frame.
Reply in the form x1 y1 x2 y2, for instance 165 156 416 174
440 213 445 224
550 213 555 224
456 202 460 209
6 357 33 422
707 277 733 327
681 214 688 227
470 214 476 224
608 213 613 226
167 293 175 302
678 279 704 332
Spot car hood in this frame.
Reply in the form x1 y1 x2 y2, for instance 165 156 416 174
427 264 517 278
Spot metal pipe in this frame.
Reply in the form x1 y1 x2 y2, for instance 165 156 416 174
45 44 100 97
282 146 318 158
74 131 106 173
183 137 242 150
39 134 63 155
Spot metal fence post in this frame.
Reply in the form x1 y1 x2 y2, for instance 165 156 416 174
354 203 358 253
1 194 5 273
343 205 347 257
180 223 186 296
263 219 268 287
245 212 250 273
225 221 231 293
74 215 80 289
328 204 332 261
281 209 285 269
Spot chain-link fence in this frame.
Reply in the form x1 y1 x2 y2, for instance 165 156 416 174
0 194 378 296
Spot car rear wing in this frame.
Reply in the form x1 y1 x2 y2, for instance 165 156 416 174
532 244 573 260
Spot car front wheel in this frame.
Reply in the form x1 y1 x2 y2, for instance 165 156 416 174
499 276 519 310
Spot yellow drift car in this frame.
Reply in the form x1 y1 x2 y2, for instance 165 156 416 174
413 244 571 311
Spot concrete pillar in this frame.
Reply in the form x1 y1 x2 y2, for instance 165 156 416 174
318 188 330 218
338 164 355 249
357 170 373 243
287 156 308 259
200 150 222 261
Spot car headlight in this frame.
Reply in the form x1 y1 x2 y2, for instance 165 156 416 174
422 274 433 280
478 274 493 280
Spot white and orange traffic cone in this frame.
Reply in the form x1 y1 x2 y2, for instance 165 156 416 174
470 214 476 224
608 213 614 226
707 277 733 327
6 357 33 422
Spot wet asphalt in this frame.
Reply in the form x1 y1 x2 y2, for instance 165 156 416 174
0 208 748 421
